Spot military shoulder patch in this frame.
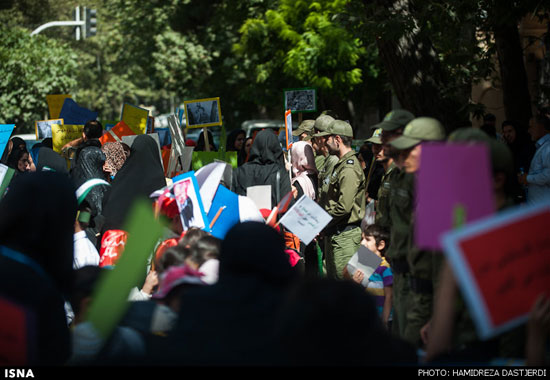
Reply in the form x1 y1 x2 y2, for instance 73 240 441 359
346 159 354 164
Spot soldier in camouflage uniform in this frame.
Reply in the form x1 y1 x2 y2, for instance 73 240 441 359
389 117 446 346
364 128 397 228
370 109 415 337
314 120 366 279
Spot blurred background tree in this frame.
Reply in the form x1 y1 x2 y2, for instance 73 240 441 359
0 0 548 135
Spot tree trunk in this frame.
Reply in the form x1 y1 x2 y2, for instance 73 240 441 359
493 22 533 130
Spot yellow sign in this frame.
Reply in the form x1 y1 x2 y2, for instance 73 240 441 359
51 124 84 153
46 94 71 119
121 103 149 135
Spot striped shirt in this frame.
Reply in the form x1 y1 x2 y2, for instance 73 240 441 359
366 258 393 318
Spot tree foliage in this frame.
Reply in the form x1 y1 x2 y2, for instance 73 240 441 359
0 26 78 131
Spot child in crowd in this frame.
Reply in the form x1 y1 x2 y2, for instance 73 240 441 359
345 224 393 329
183 235 221 284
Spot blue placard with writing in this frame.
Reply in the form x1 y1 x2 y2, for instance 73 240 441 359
0 124 15 158
59 98 98 125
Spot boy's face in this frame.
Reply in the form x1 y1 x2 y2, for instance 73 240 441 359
361 234 382 257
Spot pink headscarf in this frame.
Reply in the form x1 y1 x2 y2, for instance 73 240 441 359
290 141 317 200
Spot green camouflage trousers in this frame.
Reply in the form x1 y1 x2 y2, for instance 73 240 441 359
324 227 362 279
391 272 411 339
404 290 433 347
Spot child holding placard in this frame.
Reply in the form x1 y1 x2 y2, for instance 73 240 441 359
345 224 394 329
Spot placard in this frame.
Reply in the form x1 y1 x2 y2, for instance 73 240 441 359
284 87 317 113
192 151 237 171
35 119 63 140
172 171 211 232
416 143 495 250
0 124 15 158
51 124 84 153
121 103 149 135
207 185 240 240
346 246 383 287
195 162 229 213
441 199 550 340
285 109 293 150
59 98 98 125
46 94 71 119
99 120 135 145
279 194 332 245
0 163 15 199
183 97 222 129
246 185 272 211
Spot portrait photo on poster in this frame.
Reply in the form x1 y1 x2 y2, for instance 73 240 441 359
284 88 317 113
35 119 63 140
184 98 222 128
173 177 206 231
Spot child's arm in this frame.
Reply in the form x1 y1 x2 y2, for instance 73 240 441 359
382 285 392 328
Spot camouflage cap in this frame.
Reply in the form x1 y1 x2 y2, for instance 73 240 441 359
371 109 415 131
313 119 353 138
292 119 315 136
314 114 335 133
390 117 446 150
365 128 382 144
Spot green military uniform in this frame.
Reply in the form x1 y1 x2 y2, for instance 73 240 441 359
322 150 365 279
389 117 446 343
384 170 414 337
314 120 365 280
318 154 338 208
367 109 416 338
315 153 326 173
375 162 397 228
404 232 444 346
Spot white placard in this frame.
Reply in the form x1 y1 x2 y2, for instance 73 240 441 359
246 185 272 211
279 194 332 245
346 246 383 287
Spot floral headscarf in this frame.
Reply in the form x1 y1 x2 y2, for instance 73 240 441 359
101 142 126 176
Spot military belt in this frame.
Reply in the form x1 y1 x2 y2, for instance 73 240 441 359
389 258 410 274
409 276 433 295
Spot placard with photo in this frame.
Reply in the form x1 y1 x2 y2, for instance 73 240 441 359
284 88 317 113
184 97 223 129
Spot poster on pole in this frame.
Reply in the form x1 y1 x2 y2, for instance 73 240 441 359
285 109 293 151
441 199 550 340
183 98 222 129
284 87 317 114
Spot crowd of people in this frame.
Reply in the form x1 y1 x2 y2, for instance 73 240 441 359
0 106 549 367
